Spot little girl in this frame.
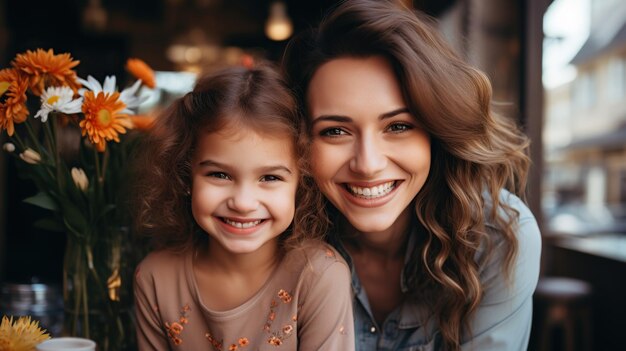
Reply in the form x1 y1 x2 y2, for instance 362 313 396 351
133 63 354 350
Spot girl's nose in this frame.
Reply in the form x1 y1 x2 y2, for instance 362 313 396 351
227 185 259 213
349 135 388 177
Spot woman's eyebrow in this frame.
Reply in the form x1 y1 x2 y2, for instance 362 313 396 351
311 115 352 125
380 107 410 120
312 107 410 125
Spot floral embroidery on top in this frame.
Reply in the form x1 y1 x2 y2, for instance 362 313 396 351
206 332 250 351
205 331 223 350
165 304 190 345
277 289 292 303
263 289 296 347
325 248 335 258
205 288 297 350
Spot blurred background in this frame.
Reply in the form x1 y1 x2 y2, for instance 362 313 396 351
0 0 624 349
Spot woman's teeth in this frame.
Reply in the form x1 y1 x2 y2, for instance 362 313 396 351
347 181 396 198
223 218 262 228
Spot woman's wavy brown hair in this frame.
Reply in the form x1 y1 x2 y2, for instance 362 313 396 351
133 62 327 254
283 0 530 349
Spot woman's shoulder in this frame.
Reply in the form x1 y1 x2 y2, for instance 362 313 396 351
478 189 542 281
483 189 541 240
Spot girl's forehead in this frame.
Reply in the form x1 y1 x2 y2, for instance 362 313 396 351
196 122 297 155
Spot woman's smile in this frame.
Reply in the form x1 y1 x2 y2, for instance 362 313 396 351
308 56 431 234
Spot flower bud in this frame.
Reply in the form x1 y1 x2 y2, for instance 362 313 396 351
2 143 15 153
71 167 89 192
19 148 42 164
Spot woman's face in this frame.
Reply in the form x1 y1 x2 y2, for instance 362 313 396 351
307 56 431 234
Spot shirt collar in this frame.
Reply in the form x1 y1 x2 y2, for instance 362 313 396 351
329 228 427 329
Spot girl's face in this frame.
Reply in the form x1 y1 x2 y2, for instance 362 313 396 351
307 56 431 235
191 124 299 254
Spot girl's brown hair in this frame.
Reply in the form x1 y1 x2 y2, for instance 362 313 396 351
133 62 326 253
283 0 530 349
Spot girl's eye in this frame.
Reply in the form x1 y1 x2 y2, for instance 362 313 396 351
208 172 230 180
386 122 413 133
261 175 283 182
319 127 348 137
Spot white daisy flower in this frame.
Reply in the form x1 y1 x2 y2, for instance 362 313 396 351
35 86 83 123
78 75 148 114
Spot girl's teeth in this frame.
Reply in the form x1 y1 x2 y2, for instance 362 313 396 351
347 181 395 198
224 219 262 228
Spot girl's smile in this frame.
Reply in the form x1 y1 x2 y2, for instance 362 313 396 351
217 216 268 235
191 124 299 254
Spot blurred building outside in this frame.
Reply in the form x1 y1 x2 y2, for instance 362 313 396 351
543 0 626 235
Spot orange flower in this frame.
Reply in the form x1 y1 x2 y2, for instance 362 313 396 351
125 58 156 89
238 338 249 346
12 48 81 96
229 344 238 351
80 91 133 152
0 68 29 136
129 114 155 130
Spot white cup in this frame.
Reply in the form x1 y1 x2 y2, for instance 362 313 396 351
36 337 97 351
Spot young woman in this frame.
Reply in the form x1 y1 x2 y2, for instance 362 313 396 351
133 63 354 350
284 1 542 350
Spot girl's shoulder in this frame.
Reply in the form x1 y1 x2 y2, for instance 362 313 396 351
136 249 190 278
282 240 350 278
289 239 347 264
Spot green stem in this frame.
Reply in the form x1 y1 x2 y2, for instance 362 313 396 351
10 133 26 151
43 118 63 190
82 247 90 339
94 147 103 186
43 119 57 161
23 121 47 158
70 241 81 336
101 148 110 183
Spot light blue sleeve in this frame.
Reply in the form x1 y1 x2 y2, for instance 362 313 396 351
460 192 542 350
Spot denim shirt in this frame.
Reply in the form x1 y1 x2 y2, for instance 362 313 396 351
330 190 542 351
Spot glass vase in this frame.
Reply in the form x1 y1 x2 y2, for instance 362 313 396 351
62 226 136 351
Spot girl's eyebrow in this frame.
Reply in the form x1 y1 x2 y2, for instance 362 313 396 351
197 159 293 174
312 107 410 125
258 165 293 174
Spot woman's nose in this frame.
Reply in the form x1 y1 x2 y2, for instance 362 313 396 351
349 135 388 177
227 185 259 213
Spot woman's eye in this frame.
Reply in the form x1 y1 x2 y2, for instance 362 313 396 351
319 127 348 137
387 122 413 133
261 175 283 182
208 172 230 180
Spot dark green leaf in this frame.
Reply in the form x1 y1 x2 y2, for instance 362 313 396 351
23 192 59 211
33 217 65 232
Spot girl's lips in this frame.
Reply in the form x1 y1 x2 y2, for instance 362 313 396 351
216 217 267 235
339 180 402 208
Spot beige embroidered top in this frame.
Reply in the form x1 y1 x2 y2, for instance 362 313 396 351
134 241 355 351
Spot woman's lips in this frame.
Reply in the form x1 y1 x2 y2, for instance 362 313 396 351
340 180 401 207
